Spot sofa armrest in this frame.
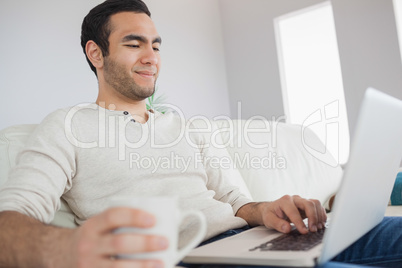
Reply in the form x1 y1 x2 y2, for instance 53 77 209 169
0 124 78 228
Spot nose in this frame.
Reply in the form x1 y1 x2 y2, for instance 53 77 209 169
140 45 159 66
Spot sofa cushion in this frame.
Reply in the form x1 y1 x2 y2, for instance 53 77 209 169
214 119 343 205
391 172 402 205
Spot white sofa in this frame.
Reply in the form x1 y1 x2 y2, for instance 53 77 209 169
0 120 400 228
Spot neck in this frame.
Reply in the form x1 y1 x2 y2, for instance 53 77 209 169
96 94 150 124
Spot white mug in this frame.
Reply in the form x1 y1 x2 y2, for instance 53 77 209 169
109 196 207 267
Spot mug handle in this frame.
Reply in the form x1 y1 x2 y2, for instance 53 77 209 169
175 210 207 263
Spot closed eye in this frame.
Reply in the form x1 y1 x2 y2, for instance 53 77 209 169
125 45 140 48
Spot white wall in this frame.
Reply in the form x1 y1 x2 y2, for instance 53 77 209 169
0 0 101 130
219 0 325 120
0 0 230 130
219 0 402 137
331 0 402 134
394 0 402 63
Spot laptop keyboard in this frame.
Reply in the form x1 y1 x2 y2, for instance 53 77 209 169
249 228 326 251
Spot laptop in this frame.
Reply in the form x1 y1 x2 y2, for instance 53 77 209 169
183 88 402 267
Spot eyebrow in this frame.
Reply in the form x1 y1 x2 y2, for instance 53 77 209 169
121 34 162 45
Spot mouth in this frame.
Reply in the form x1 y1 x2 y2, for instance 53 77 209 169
135 70 155 79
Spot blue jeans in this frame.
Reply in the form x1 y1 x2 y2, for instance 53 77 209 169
180 217 402 267
332 217 402 266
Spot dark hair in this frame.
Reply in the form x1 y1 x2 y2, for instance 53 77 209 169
81 0 151 76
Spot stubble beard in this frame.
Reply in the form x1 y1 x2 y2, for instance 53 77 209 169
103 57 156 101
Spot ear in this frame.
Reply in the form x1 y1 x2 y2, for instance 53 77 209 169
86 40 104 69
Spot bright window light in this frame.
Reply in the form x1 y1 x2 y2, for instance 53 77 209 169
394 0 402 63
274 2 349 166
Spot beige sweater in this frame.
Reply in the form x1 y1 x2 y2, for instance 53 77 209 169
0 104 251 244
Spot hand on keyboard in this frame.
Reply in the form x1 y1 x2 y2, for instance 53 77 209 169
236 195 327 235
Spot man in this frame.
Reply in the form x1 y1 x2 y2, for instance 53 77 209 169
0 1 400 268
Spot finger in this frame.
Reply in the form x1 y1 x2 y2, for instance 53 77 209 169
93 207 156 234
309 199 327 229
278 195 309 234
309 199 323 229
293 196 318 232
316 200 326 229
98 233 169 256
263 210 293 233
105 258 164 268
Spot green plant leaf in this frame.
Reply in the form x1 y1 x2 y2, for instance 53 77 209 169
146 86 168 114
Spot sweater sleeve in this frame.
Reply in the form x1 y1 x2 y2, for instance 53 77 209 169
190 120 253 214
0 108 77 223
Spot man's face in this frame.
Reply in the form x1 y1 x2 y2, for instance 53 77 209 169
102 12 161 101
